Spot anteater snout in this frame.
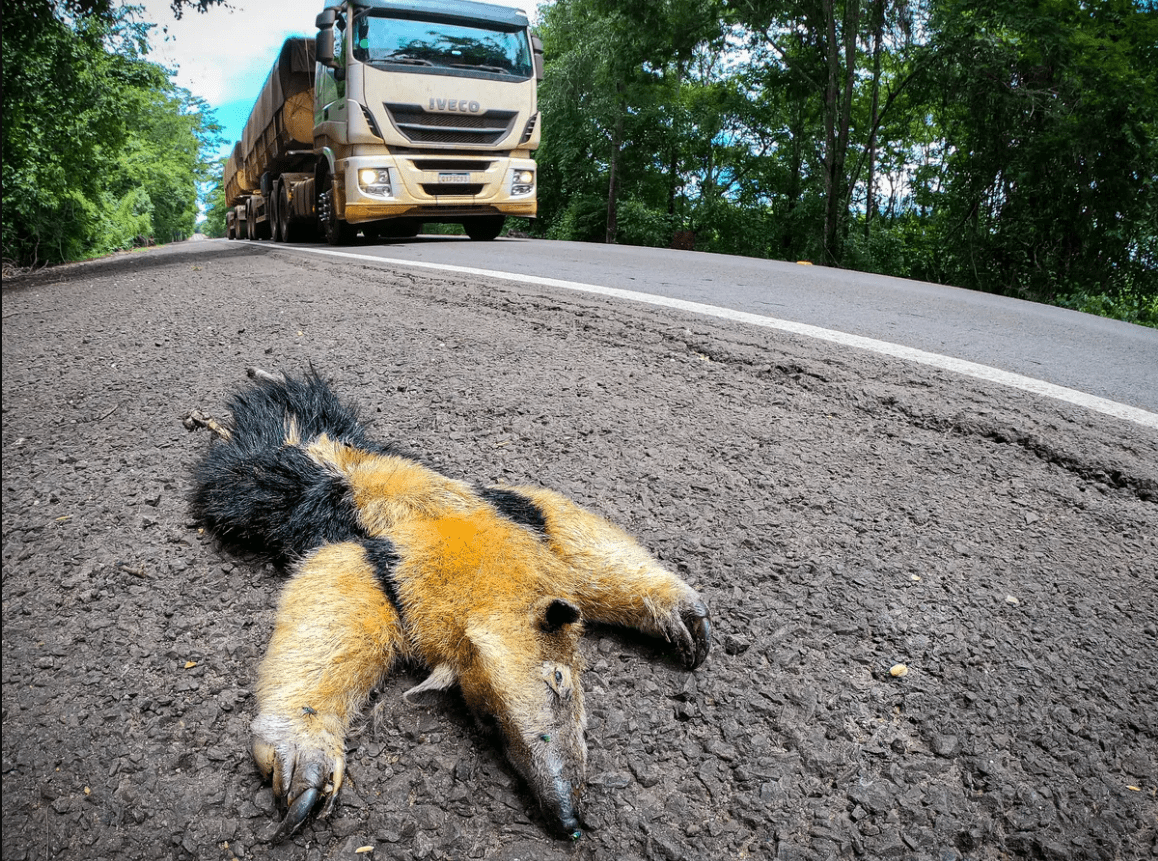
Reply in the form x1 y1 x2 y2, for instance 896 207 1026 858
546 770 584 840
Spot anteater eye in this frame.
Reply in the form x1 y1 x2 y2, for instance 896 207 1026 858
555 670 564 686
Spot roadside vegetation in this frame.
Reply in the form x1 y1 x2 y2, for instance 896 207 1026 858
199 155 230 239
533 0 1157 326
5 1 1154 327
1 0 222 271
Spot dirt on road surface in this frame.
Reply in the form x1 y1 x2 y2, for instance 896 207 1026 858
3 241 1156 861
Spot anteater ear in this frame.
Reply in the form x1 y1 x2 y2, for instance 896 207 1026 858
541 598 581 633
403 663 457 703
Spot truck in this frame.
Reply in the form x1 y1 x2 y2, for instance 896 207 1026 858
223 0 541 245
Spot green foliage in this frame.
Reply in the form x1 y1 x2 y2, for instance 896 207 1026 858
536 0 729 244
546 195 609 243
1055 288 1158 328
533 0 1157 324
926 0 1158 306
2 0 221 266
614 200 679 248
200 157 230 238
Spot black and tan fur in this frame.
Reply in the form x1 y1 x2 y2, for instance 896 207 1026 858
190 369 711 840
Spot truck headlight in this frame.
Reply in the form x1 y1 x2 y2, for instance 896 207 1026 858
511 169 535 196
358 168 392 197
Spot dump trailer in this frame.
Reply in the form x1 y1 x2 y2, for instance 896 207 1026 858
222 0 542 244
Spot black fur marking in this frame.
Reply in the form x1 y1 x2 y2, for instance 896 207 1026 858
225 368 389 453
479 487 548 535
542 598 581 632
190 370 403 568
192 442 364 567
361 537 403 614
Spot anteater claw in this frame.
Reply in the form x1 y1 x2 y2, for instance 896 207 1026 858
252 724 345 843
678 600 711 670
271 785 320 842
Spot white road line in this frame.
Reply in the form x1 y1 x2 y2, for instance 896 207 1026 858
279 245 1158 430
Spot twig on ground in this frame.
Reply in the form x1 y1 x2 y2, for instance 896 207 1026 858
182 408 233 441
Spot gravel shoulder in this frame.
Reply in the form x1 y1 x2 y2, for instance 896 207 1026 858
3 240 1156 861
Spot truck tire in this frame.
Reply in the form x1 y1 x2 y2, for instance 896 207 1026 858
269 182 284 243
277 184 292 242
463 215 505 241
319 172 357 246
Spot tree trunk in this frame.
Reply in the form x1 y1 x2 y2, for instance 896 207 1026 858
823 0 860 266
821 0 840 263
667 60 685 218
865 0 885 240
824 0 861 266
606 84 625 244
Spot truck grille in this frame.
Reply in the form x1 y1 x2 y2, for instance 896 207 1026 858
419 183 486 196
409 204 501 217
384 103 517 146
411 159 495 172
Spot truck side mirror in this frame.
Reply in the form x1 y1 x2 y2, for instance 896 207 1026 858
316 27 336 68
316 8 339 68
532 34 544 81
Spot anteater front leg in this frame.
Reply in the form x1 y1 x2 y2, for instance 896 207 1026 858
252 540 409 840
502 486 711 670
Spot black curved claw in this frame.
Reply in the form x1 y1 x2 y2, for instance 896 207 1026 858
680 601 711 670
271 786 321 843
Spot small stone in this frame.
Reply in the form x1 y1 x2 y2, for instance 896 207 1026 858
723 633 750 655
932 734 960 757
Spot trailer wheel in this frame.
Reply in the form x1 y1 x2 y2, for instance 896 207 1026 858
269 182 284 243
463 215 505 241
246 199 258 240
277 183 292 242
319 172 357 246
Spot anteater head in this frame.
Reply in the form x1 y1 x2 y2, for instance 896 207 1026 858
416 596 589 838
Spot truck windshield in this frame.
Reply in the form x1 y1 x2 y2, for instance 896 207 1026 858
352 12 532 80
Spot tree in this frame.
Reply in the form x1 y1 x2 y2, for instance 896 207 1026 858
2 0 222 265
924 0 1157 302
536 0 727 245
200 156 230 238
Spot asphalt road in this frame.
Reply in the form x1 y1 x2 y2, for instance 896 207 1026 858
3 240 1156 861
263 235 1158 416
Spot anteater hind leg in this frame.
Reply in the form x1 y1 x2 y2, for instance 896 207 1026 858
505 486 711 670
252 540 408 840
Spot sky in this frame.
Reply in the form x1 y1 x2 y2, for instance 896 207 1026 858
138 0 537 160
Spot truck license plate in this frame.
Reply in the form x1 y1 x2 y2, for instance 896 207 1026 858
439 173 470 183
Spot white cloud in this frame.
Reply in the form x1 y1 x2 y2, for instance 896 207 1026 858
142 0 321 106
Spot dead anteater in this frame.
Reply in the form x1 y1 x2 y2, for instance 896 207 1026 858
188 368 711 841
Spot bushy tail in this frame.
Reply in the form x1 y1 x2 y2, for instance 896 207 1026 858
190 370 394 567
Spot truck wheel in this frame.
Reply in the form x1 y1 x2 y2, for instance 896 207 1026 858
278 184 296 242
319 173 357 246
269 182 284 243
463 216 505 241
